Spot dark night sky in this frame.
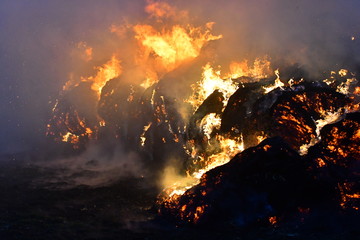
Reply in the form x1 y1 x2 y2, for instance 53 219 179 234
0 0 359 154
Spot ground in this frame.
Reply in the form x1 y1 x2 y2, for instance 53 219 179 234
0 155 359 240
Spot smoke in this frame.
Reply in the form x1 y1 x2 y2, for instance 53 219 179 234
33 140 146 188
1 0 360 189
175 0 360 74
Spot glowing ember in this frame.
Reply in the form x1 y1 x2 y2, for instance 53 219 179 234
299 109 343 155
268 216 278 225
140 122 153 147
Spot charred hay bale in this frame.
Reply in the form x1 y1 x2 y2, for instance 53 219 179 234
308 112 360 167
98 78 144 128
159 137 310 226
138 84 188 170
187 90 224 142
268 88 349 149
47 82 99 149
307 112 360 210
220 81 351 150
220 82 266 134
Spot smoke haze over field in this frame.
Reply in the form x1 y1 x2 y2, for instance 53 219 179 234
1 0 360 154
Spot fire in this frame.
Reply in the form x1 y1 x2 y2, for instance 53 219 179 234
61 132 80 145
134 24 222 88
338 69 348 77
200 113 222 140
62 55 122 95
268 216 278 225
161 134 244 199
339 182 360 210
187 63 239 111
299 109 343 155
263 69 284 93
337 77 357 95
227 56 272 79
46 1 360 225
140 122 152 147
256 132 267 144
86 56 122 97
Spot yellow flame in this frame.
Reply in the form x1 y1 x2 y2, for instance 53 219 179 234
61 132 80 146
162 134 244 198
87 56 122 97
337 77 357 95
338 69 348 77
256 133 267 144
263 69 284 93
200 113 222 140
134 23 222 87
227 57 272 79
187 63 239 111
299 109 343 155
140 122 153 147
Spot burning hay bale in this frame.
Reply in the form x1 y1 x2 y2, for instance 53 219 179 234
307 112 360 210
158 137 310 226
46 82 99 150
158 111 360 227
263 86 350 150
220 82 351 150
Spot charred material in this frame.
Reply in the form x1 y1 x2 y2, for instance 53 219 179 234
307 112 360 210
264 86 350 149
46 82 99 149
188 90 224 141
221 83 351 149
158 137 311 226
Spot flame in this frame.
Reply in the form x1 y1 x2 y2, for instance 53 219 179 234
140 122 153 147
263 69 284 93
161 134 244 199
134 23 222 87
62 55 121 94
227 56 272 79
61 132 79 144
200 113 222 140
86 56 122 97
337 77 357 95
268 216 278 225
256 133 268 144
299 109 343 155
187 63 239 111
339 182 360 210
338 69 348 77
99 120 106 127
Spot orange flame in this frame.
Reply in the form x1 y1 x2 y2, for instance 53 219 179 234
134 24 222 88
86 56 122 97
227 56 272 79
